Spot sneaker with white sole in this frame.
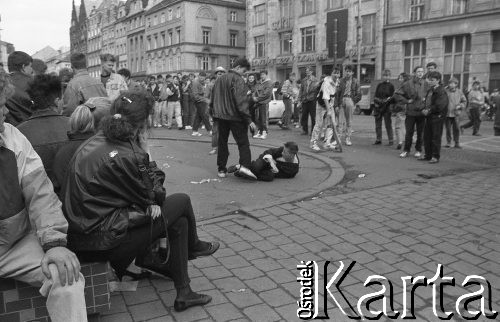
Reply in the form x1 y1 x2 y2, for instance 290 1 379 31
346 138 352 146
260 131 267 139
192 132 202 137
414 151 422 158
311 144 321 151
253 133 262 139
217 171 227 178
400 151 408 158
185 126 193 130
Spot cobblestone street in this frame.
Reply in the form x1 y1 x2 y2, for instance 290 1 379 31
100 168 500 322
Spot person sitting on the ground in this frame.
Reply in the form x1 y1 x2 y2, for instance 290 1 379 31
228 142 299 181
17 74 70 192
52 97 111 195
0 67 87 322
62 90 219 312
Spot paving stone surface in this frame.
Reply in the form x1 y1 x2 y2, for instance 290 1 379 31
98 169 500 321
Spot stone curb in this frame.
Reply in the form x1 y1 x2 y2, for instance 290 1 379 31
150 135 345 222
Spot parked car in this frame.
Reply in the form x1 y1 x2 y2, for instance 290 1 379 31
268 88 285 123
355 85 372 115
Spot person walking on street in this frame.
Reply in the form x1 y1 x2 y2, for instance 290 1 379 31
191 72 212 136
393 72 409 150
336 65 361 146
252 70 273 140
461 81 485 136
310 68 340 151
299 67 318 135
209 57 257 179
394 66 427 158
279 72 296 130
444 77 466 148
373 69 395 146
100 53 128 102
419 71 449 164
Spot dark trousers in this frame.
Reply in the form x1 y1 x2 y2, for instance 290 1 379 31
211 120 219 148
76 193 200 289
375 111 394 142
182 96 195 127
301 100 316 134
249 101 257 124
292 102 300 123
256 103 268 133
281 98 293 127
423 117 444 160
216 119 251 172
192 101 212 132
462 107 481 134
249 157 274 182
404 115 425 153
445 117 460 145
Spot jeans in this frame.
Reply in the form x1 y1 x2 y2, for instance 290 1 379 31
310 104 328 144
249 157 274 182
462 106 481 134
192 101 212 132
301 100 316 134
216 119 251 172
404 115 425 152
166 101 183 128
393 112 406 145
375 110 393 142
281 98 293 127
211 119 219 148
256 103 268 133
423 117 444 160
0 234 87 322
77 193 201 289
338 97 354 140
182 96 195 127
445 116 460 145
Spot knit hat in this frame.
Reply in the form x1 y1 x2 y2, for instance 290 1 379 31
448 77 459 84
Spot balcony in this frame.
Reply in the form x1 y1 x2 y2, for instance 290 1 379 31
271 17 293 31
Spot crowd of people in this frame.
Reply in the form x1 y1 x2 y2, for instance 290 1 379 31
2 45 500 322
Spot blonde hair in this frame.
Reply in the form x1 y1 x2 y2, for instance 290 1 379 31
70 105 95 134
0 68 15 100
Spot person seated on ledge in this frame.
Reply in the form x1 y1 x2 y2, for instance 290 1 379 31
0 68 87 322
52 97 111 197
62 90 219 312
228 141 300 182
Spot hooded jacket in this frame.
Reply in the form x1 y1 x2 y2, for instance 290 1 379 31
209 70 252 125
62 132 165 251
0 124 68 257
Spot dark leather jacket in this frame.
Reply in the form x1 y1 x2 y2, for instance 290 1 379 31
424 85 449 119
5 71 33 125
63 132 165 251
209 70 252 124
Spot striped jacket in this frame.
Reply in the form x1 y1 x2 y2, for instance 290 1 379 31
0 124 67 257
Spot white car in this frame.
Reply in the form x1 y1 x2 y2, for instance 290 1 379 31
268 88 285 122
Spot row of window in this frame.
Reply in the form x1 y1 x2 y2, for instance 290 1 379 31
148 56 182 74
148 6 181 27
254 0 469 26
147 28 181 50
255 26 317 57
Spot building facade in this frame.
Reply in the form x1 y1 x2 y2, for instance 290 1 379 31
0 41 15 69
145 0 246 75
384 0 500 91
246 0 384 84
115 2 129 70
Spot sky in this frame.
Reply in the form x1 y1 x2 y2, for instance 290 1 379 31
1 0 74 55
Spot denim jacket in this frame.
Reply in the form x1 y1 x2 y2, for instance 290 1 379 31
105 73 128 102
62 71 107 116
0 124 68 257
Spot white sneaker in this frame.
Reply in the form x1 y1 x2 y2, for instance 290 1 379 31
217 171 226 178
400 151 408 158
201 125 206 130
253 133 262 139
346 138 352 146
414 151 422 158
185 126 192 130
260 131 267 139
295 124 300 129
209 131 213 136
192 132 202 137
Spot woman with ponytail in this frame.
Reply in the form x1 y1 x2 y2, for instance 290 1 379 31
63 90 218 312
